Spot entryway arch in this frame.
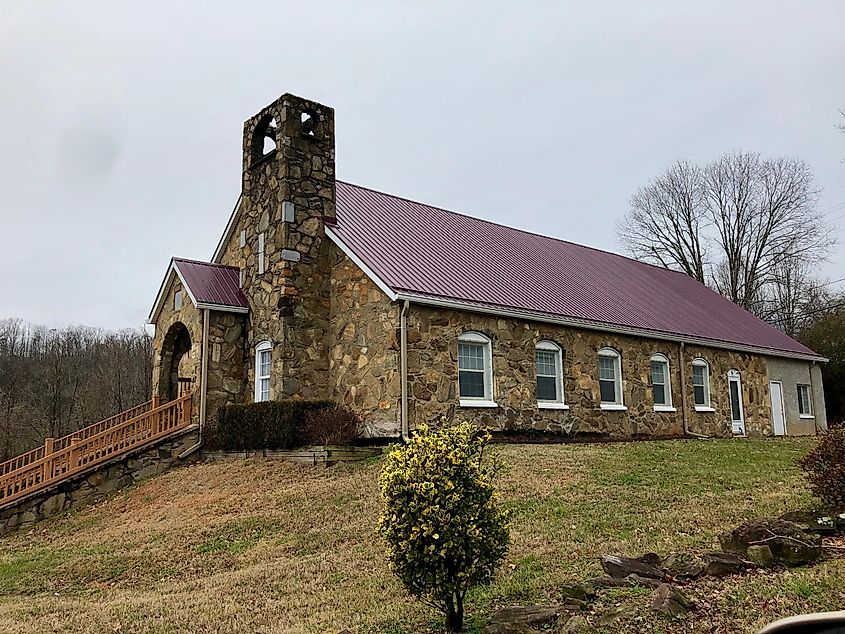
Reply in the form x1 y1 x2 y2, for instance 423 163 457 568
159 321 192 402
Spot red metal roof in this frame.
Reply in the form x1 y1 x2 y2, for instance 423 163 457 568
173 258 247 309
332 181 821 359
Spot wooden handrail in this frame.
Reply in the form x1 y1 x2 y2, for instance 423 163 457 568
0 398 155 477
0 393 192 509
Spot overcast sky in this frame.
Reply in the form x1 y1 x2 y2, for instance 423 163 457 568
1 1 843 330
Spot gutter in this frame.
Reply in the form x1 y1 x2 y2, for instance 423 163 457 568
394 292 827 364
399 300 410 441
178 308 209 458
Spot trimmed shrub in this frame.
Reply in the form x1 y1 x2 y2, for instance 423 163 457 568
301 405 361 446
800 430 845 509
377 421 510 633
215 400 334 451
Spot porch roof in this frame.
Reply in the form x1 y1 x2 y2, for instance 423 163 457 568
148 258 248 323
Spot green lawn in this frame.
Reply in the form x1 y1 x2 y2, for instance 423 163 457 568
0 438 841 633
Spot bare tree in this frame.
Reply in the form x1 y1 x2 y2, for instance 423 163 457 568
757 260 831 337
618 152 833 323
617 161 708 282
705 153 828 311
0 320 153 458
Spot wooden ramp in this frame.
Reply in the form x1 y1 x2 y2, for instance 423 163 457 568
0 393 192 509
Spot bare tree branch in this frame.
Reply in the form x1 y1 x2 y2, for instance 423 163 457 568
618 151 835 329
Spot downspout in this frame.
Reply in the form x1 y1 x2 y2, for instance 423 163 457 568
679 340 709 439
809 360 822 434
400 300 410 442
178 308 208 458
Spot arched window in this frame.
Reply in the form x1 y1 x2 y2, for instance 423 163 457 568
692 358 712 411
650 353 674 411
254 341 272 402
536 341 567 409
598 347 625 410
457 332 496 407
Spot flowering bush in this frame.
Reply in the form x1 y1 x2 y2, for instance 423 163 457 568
377 421 510 632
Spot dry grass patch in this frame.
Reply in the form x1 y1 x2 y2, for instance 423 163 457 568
0 438 839 633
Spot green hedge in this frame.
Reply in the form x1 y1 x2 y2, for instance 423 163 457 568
214 400 335 451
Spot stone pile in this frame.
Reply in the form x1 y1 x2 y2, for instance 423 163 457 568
481 511 837 633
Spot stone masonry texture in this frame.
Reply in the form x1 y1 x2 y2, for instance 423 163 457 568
218 93 336 403
329 249 402 437
405 305 773 439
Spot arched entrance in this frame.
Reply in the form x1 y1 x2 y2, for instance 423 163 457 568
159 322 192 402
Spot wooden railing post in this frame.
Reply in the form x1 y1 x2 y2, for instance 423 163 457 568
151 395 160 409
69 437 80 471
182 395 191 426
42 437 54 482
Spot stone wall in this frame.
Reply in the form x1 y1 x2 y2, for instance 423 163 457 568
217 93 336 403
205 311 247 420
405 305 774 439
329 249 402 437
683 344 771 437
0 427 200 536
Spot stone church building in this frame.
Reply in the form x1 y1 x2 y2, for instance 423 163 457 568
148 92 827 440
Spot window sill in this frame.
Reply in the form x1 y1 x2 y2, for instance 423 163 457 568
799 414 815 419
653 405 677 413
538 402 570 410
695 406 716 413
600 403 628 411
459 399 499 409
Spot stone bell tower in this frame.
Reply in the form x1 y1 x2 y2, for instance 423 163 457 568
225 93 336 400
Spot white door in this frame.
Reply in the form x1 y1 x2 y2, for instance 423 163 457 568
728 370 745 436
770 381 786 436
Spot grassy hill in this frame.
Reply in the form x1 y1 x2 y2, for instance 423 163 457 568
0 438 842 633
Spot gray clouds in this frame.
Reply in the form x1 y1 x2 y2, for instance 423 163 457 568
1 1 843 328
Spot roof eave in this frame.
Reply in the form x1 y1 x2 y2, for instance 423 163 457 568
147 260 197 324
211 194 243 264
394 292 828 363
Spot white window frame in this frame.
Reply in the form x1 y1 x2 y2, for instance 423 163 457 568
254 341 272 402
650 353 675 412
692 358 714 412
598 347 626 411
174 289 183 310
797 384 814 418
257 232 266 274
457 332 497 408
535 340 568 409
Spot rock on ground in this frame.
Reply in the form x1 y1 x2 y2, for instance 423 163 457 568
780 510 845 536
746 544 775 568
486 605 562 633
663 552 705 580
650 583 694 617
702 552 751 577
600 553 664 580
719 518 822 566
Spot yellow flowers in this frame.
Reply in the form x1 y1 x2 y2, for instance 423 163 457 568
376 421 510 632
